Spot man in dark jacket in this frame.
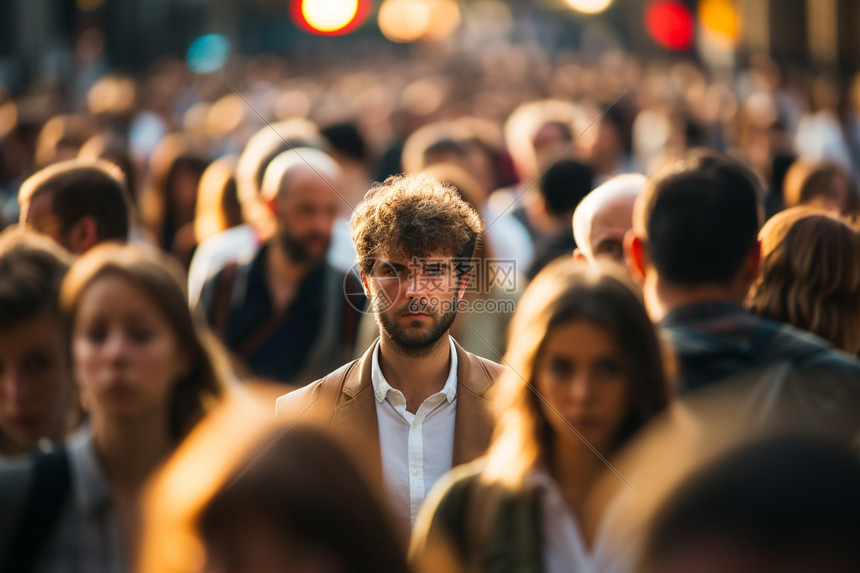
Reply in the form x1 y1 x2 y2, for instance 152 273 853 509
625 150 860 429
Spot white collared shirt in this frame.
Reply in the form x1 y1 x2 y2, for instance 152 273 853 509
372 336 458 533
531 468 595 573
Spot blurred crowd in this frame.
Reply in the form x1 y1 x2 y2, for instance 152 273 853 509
1 41 860 573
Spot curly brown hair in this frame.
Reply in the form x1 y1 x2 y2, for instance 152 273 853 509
350 173 484 275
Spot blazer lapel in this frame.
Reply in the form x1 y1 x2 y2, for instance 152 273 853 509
331 339 384 487
451 339 495 466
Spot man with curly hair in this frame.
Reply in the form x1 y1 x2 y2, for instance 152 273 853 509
277 174 504 540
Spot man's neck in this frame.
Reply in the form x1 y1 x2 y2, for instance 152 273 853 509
645 273 745 322
378 334 452 413
265 240 311 312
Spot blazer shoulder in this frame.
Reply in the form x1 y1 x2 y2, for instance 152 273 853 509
275 359 358 423
475 355 506 381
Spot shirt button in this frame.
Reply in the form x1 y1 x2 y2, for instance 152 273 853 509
412 470 419 476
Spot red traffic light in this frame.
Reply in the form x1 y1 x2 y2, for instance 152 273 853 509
644 0 694 51
290 0 372 36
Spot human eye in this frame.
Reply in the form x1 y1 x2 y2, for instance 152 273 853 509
549 357 574 379
129 329 155 344
23 351 53 374
85 325 108 344
594 358 623 379
597 240 623 259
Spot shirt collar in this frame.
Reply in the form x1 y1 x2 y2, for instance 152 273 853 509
66 424 113 517
371 335 458 404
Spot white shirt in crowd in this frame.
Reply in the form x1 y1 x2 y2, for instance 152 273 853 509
372 336 458 533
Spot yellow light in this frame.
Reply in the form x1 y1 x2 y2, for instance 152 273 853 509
700 0 739 43
423 0 461 41
379 0 461 43
564 0 613 15
302 0 359 33
379 0 432 43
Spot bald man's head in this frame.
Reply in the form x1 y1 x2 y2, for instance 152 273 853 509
573 173 645 266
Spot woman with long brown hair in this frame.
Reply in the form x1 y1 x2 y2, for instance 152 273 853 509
0 244 229 573
410 259 669 573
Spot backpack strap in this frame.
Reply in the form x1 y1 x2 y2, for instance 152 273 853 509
212 262 239 338
2 447 72 573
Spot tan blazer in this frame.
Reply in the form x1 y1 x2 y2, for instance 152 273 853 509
275 337 504 489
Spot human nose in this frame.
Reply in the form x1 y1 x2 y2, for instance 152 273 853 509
101 330 131 364
568 373 596 404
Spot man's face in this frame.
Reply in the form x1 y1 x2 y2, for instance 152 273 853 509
361 249 464 356
20 193 70 251
0 312 72 455
273 170 339 265
588 193 638 265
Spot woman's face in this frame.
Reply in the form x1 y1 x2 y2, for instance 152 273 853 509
73 274 189 424
533 320 630 454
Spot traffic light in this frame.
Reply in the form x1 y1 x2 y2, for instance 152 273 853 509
290 0 372 36
644 0 694 51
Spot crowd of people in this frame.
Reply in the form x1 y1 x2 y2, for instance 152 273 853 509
1 42 860 573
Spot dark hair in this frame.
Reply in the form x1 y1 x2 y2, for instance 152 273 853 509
61 244 227 441
351 173 484 276
200 426 411 573
642 436 860 572
0 228 72 328
320 122 368 163
539 159 594 216
638 150 763 286
798 163 860 217
19 158 131 243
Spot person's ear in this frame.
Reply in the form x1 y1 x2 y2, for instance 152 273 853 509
743 239 762 285
624 231 647 282
265 195 279 217
456 271 469 302
67 216 99 254
359 269 372 298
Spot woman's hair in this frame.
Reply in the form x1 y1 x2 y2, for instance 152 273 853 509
199 425 411 573
483 259 669 487
193 154 242 245
60 243 229 440
748 207 860 354
139 134 208 251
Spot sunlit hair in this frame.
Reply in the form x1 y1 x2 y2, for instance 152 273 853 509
797 162 860 218
60 244 229 441
747 207 860 354
235 119 326 236
193 154 242 244
351 173 484 276
139 133 208 247
18 158 132 244
483 259 669 487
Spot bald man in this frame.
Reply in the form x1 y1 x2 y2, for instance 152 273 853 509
198 148 364 386
573 173 645 266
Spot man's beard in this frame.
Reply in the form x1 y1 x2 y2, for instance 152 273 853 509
376 296 458 358
278 229 330 265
